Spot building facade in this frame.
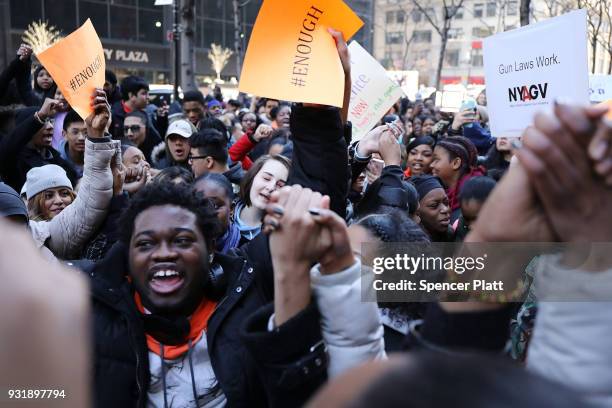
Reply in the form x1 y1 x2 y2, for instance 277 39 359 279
373 0 611 88
374 0 521 86
0 0 373 85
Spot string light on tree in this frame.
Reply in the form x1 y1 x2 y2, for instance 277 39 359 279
22 20 63 54
208 43 233 83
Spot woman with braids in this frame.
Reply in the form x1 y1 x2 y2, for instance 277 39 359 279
430 136 484 222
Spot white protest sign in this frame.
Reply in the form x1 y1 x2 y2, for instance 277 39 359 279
348 41 405 141
483 9 588 137
589 75 612 102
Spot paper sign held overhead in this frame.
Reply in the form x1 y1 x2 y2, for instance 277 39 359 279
347 41 404 141
483 10 589 137
37 19 105 120
239 0 364 107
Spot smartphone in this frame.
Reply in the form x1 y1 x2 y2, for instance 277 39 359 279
460 98 477 128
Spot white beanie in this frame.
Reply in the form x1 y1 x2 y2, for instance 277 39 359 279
25 165 73 200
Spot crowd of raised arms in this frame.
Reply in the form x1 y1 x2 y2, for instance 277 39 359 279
0 29 611 408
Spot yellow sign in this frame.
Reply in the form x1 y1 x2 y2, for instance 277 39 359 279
239 0 363 107
37 19 105 120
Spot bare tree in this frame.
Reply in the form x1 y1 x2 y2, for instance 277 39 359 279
520 0 531 25
593 0 612 73
395 4 418 69
411 0 465 89
577 0 604 73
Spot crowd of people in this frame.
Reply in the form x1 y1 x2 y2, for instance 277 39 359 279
0 26 611 408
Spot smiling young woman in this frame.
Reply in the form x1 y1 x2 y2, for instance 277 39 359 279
233 154 291 245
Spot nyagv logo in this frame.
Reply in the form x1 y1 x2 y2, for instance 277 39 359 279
508 83 548 102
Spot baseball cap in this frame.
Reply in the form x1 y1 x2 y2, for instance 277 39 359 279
165 119 196 139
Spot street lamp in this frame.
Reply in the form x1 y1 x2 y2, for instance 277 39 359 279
155 0 180 102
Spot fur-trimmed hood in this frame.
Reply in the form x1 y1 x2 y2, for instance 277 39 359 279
150 141 168 168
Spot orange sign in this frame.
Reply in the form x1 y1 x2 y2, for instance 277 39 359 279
239 0 364 107
37 19 105 120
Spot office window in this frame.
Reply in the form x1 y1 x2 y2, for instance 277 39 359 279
203 19 224 47
486 2 497 17
10 0 42 29
139 0 158 8
386 11 395 24
397 10 405 23
139 8 163 43
455 6 464 19
385 31 403 44
110 5 137 41
445 49 460 67
471 49 483 66
448 28 464 40
445 5 463 19
44 0 76 33
79 1 108 38
472 26 492 38
507 0 518 15
414 30 432 43
474 3 484 18
412 10 422 22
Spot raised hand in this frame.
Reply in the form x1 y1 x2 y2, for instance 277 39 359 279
37 98 66 121
451 110 476 131
308 208 355 275
265 185 331 326
327 28 350 75
378 130 401 167
252 124 273 142
516 103 612 244
16 44 33 62
85 88 111 138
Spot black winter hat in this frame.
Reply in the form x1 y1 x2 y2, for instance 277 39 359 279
0 182 28 222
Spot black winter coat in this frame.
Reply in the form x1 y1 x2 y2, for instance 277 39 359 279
289 105 350 219
0 112 77 191
87 235 328 408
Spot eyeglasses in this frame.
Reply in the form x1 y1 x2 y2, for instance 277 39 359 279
124 125 142 133
188 154 208 161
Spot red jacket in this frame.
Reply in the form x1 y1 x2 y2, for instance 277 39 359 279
229 132 255 170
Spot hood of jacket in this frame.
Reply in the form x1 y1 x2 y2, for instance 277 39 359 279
232 201 261 241
150 141 168 168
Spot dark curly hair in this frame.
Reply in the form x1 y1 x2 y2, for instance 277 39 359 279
118 182 222 249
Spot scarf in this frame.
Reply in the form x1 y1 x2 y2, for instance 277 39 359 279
216 222 242 254
134 292 217 360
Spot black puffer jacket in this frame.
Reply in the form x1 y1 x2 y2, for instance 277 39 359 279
86 236 328 408
289 105 350 218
